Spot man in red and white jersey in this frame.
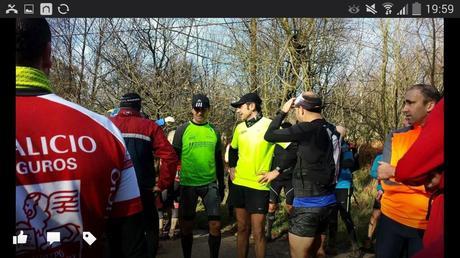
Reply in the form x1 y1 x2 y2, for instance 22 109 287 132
16 18 147 258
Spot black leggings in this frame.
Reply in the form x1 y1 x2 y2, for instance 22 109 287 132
141 190 159 257
375 214 424 258
328 188 358 245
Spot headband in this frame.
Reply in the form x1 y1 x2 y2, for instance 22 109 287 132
294 94 322 112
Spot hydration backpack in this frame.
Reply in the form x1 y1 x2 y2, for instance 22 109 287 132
323 123 342 185
291 121 342 197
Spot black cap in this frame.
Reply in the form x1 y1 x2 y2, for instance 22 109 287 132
231 92 262 108
192 94 210 108
120 92 142 111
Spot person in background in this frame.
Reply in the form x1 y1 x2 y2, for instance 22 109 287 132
360 151 383 253
155 116 176 127
224 136 236 223
165 130 181 240
157 171 181 240
110 92 178 257
106 108 175 127
326 126 360 258
156 175 168 239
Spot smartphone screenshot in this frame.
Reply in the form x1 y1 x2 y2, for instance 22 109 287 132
4 1 457 257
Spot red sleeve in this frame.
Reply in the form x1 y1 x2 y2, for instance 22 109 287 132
151 124 179 190
395 98 444 186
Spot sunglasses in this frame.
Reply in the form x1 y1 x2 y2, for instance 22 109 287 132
193 107 208 113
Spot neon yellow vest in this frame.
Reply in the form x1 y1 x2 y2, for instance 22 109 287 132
231 117 288 190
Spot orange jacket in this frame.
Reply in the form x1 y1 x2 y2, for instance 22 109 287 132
381 125 430 229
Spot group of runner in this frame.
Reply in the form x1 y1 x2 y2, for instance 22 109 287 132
16 18 444 258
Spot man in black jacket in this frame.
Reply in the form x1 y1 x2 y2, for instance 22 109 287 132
264 92 338 258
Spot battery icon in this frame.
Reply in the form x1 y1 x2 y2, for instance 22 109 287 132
412 2 421 16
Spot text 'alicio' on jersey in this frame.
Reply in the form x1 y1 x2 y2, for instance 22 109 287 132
16 66 143 258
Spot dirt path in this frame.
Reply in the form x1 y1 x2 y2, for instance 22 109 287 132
156 230 375 258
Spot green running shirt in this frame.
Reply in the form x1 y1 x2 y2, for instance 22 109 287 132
174 122 219 186
231 117 289 190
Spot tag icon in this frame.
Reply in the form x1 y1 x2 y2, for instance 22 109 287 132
82 231 96 246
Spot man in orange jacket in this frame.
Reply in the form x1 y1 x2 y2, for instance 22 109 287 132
377 84 441 258
394 98 444 258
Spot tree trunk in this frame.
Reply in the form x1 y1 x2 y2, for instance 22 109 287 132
249 18 258 93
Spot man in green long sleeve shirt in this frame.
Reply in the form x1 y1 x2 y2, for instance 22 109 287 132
172 94 225 258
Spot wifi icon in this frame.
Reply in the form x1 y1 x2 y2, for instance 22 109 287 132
382 2 394 15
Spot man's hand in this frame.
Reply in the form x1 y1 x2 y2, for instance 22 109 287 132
376 189 384 202
228 167 236 181
377 161 395 180
281 98 296 113
164 116 175 123
425 172 442 191
152 185 161 198
258 169 280 184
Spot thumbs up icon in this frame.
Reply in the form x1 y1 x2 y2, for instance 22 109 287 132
13 231 28 245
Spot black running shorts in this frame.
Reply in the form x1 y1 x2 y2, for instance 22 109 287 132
179 181 221 221
289 204 335 237
269 179 294 205
230 183 269 214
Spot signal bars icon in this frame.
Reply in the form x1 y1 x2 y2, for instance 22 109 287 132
397 4 409 15
382 2 393 15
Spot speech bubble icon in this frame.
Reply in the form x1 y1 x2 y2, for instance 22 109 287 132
46 232 61 245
